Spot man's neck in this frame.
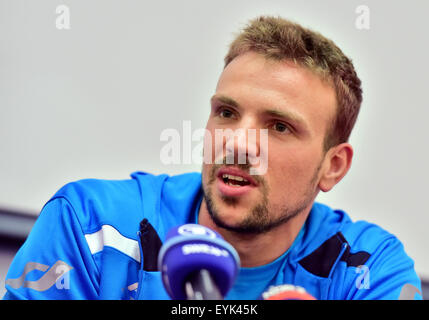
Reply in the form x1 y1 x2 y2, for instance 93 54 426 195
198 200 311 268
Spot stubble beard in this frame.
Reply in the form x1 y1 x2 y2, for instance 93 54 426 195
201 160 322 235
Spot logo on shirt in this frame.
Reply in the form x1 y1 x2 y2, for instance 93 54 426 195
398 283 422 300
6 260 73 292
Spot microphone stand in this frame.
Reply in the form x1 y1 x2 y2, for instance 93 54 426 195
184 269 223 300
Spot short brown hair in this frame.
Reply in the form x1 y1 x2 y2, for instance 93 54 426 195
224 16 363 150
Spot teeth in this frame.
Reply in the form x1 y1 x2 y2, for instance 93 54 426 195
222 174 248 182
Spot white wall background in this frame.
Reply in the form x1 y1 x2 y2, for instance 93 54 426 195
1 0 428 282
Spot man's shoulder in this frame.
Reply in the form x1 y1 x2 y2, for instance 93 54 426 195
307 202 417 276
307 202 395 254
296 202 401 272
325 206 422 299
340 215 396 255
51 170 201 205
45 171 202 237
294 203 421 299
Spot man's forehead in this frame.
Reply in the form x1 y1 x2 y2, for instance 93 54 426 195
215 52 337 132
219 52 334 94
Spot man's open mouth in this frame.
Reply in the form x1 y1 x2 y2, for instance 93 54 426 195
215 167 258 198
221 174 251 187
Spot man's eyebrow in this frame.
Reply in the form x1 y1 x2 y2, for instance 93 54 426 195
263 108 308 130
210 94 240 109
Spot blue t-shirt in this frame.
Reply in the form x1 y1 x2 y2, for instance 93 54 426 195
226 227 304 300
3 171 423 300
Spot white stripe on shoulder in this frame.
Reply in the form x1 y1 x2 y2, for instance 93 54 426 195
85 225 140 262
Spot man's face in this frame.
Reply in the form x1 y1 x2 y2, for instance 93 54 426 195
201 52 337 234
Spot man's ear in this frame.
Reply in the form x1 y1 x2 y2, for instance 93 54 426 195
318 143 353 192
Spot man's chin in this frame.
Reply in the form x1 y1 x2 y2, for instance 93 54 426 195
204 192 247 230
207 210 254 234
208 212 274 235
204 196 270 234
209 198 248 223
212 189 259 215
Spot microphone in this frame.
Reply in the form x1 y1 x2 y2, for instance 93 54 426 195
262 284 317 300
157 224 240 300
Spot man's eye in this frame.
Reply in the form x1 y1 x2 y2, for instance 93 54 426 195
272 122 289 133
219 109 234 118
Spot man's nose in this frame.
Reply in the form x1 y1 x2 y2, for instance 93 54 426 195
225 125 260 165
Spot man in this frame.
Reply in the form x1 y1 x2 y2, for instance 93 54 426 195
3 16 422 300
